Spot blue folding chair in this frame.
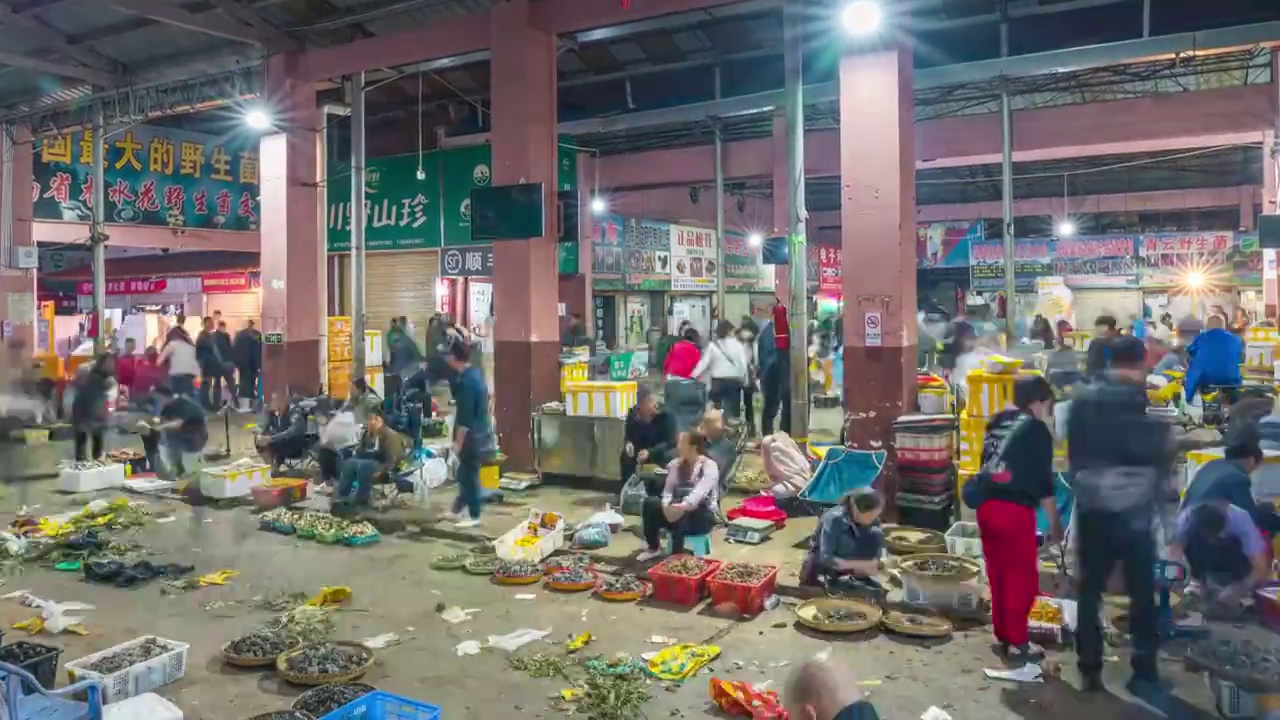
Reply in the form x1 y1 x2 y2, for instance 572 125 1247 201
0 661 104 719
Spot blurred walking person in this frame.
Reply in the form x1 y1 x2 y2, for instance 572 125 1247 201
1068 335 1172 711
232 320 262 411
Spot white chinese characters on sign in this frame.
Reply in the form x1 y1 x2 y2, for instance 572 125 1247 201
670 224 718 292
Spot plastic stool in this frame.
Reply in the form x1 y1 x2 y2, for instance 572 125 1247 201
662 532 711 557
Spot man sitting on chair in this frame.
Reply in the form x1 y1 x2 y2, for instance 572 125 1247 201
255 393 310 474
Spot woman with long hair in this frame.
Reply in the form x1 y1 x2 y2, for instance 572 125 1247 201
973 375 1063 661
637 430 720 561
159 324 198 396
693 319 749 419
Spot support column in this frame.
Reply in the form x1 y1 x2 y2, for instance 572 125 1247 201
557 152 593 337
840 45 917 506
0 125 35 349
771 114 791 304
1265 48 1280 320
490 0 560 470
260 54 324 399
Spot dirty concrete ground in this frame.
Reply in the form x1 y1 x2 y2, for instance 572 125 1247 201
0 423 1222 720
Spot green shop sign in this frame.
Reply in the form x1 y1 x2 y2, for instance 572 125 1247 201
558 240 579 275
328 139 578 252
34 124 259 231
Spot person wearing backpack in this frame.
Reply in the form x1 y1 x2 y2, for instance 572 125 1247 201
693 319 749 420
967 375 1063 662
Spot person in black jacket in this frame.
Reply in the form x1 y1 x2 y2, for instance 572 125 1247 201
232 320 262 410
215 320 237 401
70 353 115 461
195 316 224 410
621 385 676 491
1068 335 1172 708
255 393 310 473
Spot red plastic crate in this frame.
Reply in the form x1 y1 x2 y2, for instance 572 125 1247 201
707 564 779 616
250 479 309 509
647 558 722 605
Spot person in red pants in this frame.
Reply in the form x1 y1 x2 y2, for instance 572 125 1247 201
974 375 1064 661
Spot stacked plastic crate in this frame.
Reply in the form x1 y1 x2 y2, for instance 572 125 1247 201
958 368 1033 501
893 414 957 531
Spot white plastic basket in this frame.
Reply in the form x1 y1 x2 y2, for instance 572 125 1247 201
1209 676 1257 719
58 463 126 493
944 521 983 559
66 636 189 704
494 508 565 562
199 463 270 499
901 574 984 611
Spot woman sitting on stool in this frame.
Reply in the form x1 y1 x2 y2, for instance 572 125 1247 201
637 430 719 561
800 488 885 596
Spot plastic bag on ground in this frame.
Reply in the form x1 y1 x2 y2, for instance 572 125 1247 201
586 505 625 530
487 627 552 652
572 521 611 550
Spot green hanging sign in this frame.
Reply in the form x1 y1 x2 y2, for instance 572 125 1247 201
326 153 441 252
558 240 579 275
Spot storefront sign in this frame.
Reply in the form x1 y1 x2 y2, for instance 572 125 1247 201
625 218 673 291
201 272 252 293
558 241 579 275
1053 236 1138 288
34 124 259 231
441 246 494 277
590 215 626 291
918 220 982 269
1137 231 1233 286
817 246 842 295
969 239 1054 291
670 224 717 292
76 278 168 295
1238 233 1264 285
722 231 775 292
326 153 439 252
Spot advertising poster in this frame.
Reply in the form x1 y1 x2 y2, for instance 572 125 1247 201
624 218 671 290
670 223 717 292
917 220 982 269
590 214 626 291
1053 236 1138 288
35 124 259 231
1237 233 1263 285
817 246 842 296
722 230 775 292
969 239 1055 291
1137 231 1234 287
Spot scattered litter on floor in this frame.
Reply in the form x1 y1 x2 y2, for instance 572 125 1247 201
439 606 481 624
361 632 401 649
983 663 1043 683
488 627 552 652
648 635 677 645
455 640 482 656
515 593 537 600
921 707 953 720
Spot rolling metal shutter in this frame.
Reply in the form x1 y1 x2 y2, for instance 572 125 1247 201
342 250 439 350
205 291 261 331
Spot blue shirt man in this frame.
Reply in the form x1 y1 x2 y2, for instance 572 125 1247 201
1185 318 1243 400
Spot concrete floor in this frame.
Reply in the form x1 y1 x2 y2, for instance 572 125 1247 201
0 424 1223 720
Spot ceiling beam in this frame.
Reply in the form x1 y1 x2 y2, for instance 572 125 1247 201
0 48 120 86
109 0 278 46
0 2 122 73
206 0 294 47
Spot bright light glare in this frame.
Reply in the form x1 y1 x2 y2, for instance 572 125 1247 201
841 0 883 36
1056 220 1076 238
1186 271 1205 289
747 233 764 248
590 196 608 215
245 108 272 130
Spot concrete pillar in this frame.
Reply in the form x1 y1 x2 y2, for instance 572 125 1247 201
259 54 324 399
771 113 791 301
490 0 560 470
840 44 917 506
0 125 35 349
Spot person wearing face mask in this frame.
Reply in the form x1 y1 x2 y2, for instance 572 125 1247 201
785 659 880 720
968 375 1063 661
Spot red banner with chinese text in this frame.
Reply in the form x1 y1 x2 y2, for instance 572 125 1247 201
201 273 251 294
76 279 168 295
818 246 842 296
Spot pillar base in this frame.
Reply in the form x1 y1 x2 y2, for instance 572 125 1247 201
494 339 561 471
843 345 917 514
263 339 322 400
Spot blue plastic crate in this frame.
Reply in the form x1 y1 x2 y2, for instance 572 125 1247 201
321 690 442 720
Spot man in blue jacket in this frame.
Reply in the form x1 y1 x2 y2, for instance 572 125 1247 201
1185 315 1243 402
757 320 791 435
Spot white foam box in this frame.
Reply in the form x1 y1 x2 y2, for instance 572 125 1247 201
103 692 183 720
198 463 270 499
58 463 126 493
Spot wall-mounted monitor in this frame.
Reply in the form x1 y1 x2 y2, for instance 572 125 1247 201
470 182 545 242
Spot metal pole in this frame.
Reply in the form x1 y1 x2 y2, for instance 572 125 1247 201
1142 0 1151 38
91 104 106 354
349 73 367 379
713 65 726 319
784 0 809 444
1000 22 1017 341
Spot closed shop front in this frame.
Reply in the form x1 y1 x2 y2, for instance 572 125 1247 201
341 250 439 348
202 273 260 330
1072 289 1142 329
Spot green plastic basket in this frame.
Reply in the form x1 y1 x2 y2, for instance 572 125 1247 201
296 527 317 539
316 529 345 544
343 532 381 547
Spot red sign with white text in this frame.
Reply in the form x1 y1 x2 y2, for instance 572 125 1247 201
76 279 167 295
201 272 251 293
818 246 842 296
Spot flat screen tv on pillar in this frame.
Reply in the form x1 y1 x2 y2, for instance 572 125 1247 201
470 182 546 242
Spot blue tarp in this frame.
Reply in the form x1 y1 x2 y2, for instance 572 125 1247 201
799 447 887 506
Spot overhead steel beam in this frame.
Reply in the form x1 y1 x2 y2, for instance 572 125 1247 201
0 3 121 73
559 20 1280 135
109 0 278 45
206 0 294 47
0 49 120 86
